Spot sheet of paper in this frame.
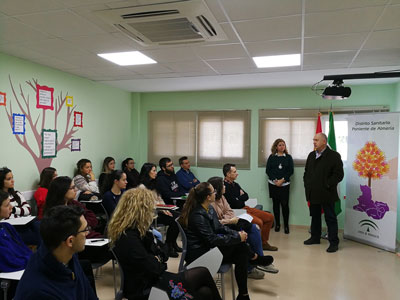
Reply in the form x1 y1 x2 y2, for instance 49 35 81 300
71 138 81 151
42 130 57 157
13 114 25 134
0 270 24 280
0 216 36 226
238 213 253 223
38 89 52 107
85 238 109 247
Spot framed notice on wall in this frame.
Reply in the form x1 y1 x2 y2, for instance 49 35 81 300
0 92 6 106
12 113 26 135
66 96 73 107
36 84 54 110
71 138 81 151
41 129 57 158
74 111 83 127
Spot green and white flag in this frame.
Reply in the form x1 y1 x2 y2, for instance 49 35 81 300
328 111 342 216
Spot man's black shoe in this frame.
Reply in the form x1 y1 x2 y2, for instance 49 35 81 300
173 242 183 253
326 245 338 253
168 245 179 258
304 237 320 245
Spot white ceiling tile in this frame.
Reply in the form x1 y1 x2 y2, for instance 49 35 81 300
61 34 136 53
352 48 400 67
30 56 78 70
302 63 349 71
105 1 141 9
211 23 240 44
194 44 248 60
303 51 357 66
206 58 258 74
375 5 400 30
125 63 173 74
55 0 124 8
304 33 367 53
246 39 301 56
142 47 199 63
0 18 51 44
14 10 104 38
234 16 302 42
219 0 302 21
59 54 113 68
18 38 89 58
0 0 63 16
305 0 389 13
363 29 400 50
0 43 48 61
305 7 383 36
164 61 212 73
203 0 227 23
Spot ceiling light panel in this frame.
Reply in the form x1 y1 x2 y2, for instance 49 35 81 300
253 54 301 68
98 51 157 66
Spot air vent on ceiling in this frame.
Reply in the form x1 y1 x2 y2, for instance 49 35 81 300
95 0 227 46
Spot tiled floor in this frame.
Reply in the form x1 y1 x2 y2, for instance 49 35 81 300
96 226 400 300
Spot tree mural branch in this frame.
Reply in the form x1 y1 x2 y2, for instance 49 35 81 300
6 76 80 173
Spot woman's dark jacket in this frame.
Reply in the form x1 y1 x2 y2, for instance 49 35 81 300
185 204 241 263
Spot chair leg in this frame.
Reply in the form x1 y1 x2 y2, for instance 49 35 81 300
112 259 117 298
220 273 225 300
230 268 235 300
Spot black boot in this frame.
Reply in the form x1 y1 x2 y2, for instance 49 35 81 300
236 294 250 300
173 241 183 253
168 243 179 258
284 225 289 234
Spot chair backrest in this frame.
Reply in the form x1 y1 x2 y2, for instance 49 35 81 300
27 198 38 217
148 287 169 300
110 248 124 300
186 247 223 278
175 217 187 272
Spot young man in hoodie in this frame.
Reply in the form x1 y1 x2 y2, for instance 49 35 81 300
14 206 98 300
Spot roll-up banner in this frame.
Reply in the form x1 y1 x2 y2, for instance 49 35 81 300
344 113 398 252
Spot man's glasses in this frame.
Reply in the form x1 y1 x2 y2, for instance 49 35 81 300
76 226 91 235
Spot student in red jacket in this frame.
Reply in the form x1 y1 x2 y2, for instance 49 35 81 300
33 167 57 220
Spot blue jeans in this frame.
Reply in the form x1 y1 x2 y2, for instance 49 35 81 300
246 223 264 272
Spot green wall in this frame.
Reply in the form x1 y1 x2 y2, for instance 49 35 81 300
0 52 132 191
133 84 398 235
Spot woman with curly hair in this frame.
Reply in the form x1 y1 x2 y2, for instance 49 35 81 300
107 188 221 300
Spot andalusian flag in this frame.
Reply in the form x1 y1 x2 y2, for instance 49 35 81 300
328 111 342 216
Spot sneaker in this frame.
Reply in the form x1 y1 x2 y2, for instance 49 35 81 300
257 263 279 274
262 243 278 251
303 237 320 245
247 268 265 279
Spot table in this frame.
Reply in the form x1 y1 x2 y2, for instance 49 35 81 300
0 216 35 226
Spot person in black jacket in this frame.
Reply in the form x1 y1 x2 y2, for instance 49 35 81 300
107 188 222 300
122 157 140 189
266 139 294 234
156 157 186 206
180 182 274 300
303 133 344 253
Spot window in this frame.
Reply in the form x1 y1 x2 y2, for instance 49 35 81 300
259 109 317 166
197 111 250 168
148 110 250 168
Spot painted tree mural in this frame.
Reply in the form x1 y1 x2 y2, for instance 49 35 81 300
5 75 79 173
352 141 389 187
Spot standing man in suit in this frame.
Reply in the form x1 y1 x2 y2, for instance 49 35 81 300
303 133 344 253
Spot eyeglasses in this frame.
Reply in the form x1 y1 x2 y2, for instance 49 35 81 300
76 226 91 235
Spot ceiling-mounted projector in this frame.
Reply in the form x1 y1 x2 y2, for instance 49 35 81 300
322 79 351 100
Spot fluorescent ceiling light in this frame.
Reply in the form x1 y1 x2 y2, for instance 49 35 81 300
253 54 301 68
97 51 156 66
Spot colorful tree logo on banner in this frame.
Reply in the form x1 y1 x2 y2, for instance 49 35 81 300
352 141 389 187
4 76 80 173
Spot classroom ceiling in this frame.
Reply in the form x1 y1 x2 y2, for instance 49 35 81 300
0 0 400 92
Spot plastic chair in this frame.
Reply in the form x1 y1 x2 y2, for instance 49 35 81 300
110 248 125 300
175 217 235 300
148 287 169 300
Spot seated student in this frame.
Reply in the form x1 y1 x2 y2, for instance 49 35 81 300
14 206 98 300
223 163 277 251
0 190 32 300
208 177 278 278
0 167 31 217
107 188 222 300
176 156 200 193
102 170 127 217
44 176 102 239
33 167 57 220
98 156 115 194
73 159 101 201
122 157 140 189
156 157 185 206
139 163 181 258
0 167 40 246
180 182 274 300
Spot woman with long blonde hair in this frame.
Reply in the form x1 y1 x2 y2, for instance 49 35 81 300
108 188 222 300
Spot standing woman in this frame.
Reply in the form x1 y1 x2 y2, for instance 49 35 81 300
266 139 294 234
33 167 57 220
122 157 140 189
107 188 222 300
99 156 115 194
73 159 101 201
